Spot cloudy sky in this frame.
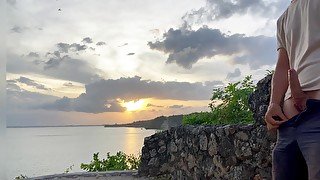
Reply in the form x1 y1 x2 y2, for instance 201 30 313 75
6 0 290 126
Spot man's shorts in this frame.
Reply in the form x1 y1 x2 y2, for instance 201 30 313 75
272 98 320 180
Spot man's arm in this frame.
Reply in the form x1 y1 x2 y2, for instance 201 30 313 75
270 48 290 105
264 48 290 130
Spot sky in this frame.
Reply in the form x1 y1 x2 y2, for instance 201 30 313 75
6 0 291 126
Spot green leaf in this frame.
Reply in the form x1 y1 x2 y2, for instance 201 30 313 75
183 75 256 125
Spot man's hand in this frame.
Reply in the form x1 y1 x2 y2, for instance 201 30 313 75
288 69 308 112
265 103 288 131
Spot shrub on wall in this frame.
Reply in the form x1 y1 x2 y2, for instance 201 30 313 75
81 151 140 172
183 75 256 125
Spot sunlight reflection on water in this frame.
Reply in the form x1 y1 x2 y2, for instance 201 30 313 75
6 126 156 179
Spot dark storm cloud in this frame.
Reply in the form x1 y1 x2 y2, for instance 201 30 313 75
204 80 224 87
6 0 16 6
10 26 24 33
182 0 289 23
27 52 40 58
63 82 75 87
7 35 106 84
6 79 17 83
16 76 51 90
42 56 103 83
56 43 87 53
147 103 163 108
70 43 87 52
82 37 93 44
7 83 21 92
148 25 276 70
56 43 70 53
6 80 21 92
44 51 61 59
118 43 128 47
83 76 219 101
168 105 183 108
96 41 106 46
7 88 59 110
53 51 60 57
43 96 126 113
7 53 104 84
226 68 241 80
42 76 222 113
45 55 70 69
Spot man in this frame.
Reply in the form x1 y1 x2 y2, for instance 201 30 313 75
264 0 320 179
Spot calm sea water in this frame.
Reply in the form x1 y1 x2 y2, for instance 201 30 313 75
5 126 156 179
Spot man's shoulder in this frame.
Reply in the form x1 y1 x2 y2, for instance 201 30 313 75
277 8 289 24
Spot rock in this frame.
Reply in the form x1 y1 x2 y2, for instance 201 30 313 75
148 157 159 166
199 134 208 151
212 155 227 177
208 133 218 156
158 146 166 154
158 140 165 146
150 149 157 157
170 142 177 153
187 154 196 169
248 74 272 125
224 125 237 135
235 131 249 141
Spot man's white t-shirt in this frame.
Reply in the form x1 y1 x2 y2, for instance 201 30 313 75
276 0 320 101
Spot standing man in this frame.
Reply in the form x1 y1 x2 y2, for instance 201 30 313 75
264 0 320 179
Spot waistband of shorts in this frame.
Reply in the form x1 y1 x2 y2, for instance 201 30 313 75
305 98 320 109
279 98 320 128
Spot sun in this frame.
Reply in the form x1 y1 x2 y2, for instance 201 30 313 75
123 99 146 111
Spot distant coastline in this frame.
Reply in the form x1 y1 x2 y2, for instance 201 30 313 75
104 114 183 130
7 114 184 129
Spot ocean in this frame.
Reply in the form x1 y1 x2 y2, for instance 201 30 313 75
5 126 156 179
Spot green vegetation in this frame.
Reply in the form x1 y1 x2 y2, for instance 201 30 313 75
265 69 275 76
183 75 256 125
80 151 140 172
64 164 74 173
14 174 28 179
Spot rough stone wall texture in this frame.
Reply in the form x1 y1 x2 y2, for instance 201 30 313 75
248 74 273 125
138 74 278 179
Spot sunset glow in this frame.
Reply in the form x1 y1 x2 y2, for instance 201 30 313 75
5 0 283 127
123 99 146 111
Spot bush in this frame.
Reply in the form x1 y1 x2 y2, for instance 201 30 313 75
14 175 28 179
80 151 140 172
183 75 256 125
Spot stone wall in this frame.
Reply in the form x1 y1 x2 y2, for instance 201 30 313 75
138 75 277 179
